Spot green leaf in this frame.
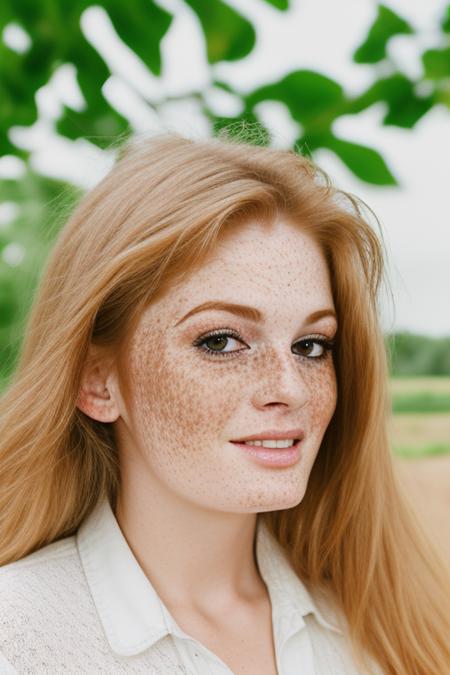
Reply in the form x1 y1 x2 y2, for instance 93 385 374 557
0 277 18 327
422 47 450 79
0 3 15 29
294 131 329 155
208 112 271 146
103 0 173 76
325 135 398 185
56 107 130 148
245 70 345 126
262 0 289 9
59 39 130 148
349 73 434 128
211 79 238 95
441 4 450 32
353 4 414 64
184 0 256 63
0 43 40 131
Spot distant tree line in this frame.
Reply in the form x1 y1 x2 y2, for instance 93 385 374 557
386 332 450 376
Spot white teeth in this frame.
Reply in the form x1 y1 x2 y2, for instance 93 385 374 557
242 439 295 448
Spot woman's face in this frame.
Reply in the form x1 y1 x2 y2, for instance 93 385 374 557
113 216 338 513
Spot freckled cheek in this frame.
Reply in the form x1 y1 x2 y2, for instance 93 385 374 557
308 362 338 430
129 348 241 452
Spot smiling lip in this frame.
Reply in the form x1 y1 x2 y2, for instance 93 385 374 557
230 428 305 442
230 439 302 467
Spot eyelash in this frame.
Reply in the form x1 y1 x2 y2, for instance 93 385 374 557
192 328 335 361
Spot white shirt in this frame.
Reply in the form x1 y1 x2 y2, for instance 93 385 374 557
0 495 377 674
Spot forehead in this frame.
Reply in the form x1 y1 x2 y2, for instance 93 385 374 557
186 216 329 285
149 217 335 323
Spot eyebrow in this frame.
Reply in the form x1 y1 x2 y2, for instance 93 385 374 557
174 301 337 327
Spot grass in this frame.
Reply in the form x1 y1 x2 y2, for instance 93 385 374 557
393 443 450 459
391 392 450 413
389 376 450 394
389 377 450 458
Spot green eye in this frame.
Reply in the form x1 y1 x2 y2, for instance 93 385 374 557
204 335 233 352
193 329 245 358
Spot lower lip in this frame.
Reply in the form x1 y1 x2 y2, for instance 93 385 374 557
230 440 302 467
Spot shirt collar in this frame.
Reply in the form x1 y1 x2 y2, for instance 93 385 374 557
76 495 342 657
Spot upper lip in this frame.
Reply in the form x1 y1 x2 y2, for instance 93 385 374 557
231 428 305 442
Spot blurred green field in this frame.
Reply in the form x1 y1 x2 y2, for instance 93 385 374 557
389 377 450 458
392 393 450 414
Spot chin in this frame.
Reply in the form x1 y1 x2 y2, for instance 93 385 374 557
245 487 307 513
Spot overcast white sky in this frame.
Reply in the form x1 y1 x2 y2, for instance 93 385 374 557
1 0 449 337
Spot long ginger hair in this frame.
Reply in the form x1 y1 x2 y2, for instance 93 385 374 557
1 129 449 674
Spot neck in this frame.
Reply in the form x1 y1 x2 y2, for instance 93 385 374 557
114 460 266 616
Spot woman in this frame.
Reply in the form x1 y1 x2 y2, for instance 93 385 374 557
0 129 449 675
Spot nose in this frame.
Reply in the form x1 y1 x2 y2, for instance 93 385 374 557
251 348 311 411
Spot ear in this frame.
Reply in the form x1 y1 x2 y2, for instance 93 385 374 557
76 345 120 423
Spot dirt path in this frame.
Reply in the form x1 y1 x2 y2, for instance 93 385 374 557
393 453 450 575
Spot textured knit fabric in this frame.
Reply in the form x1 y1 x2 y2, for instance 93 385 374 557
0 496 381 674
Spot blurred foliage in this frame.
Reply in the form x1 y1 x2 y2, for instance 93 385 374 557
0 173 80 391
353 4 414 64
1 1 450 181
0 1 450 391
386 332 450 376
